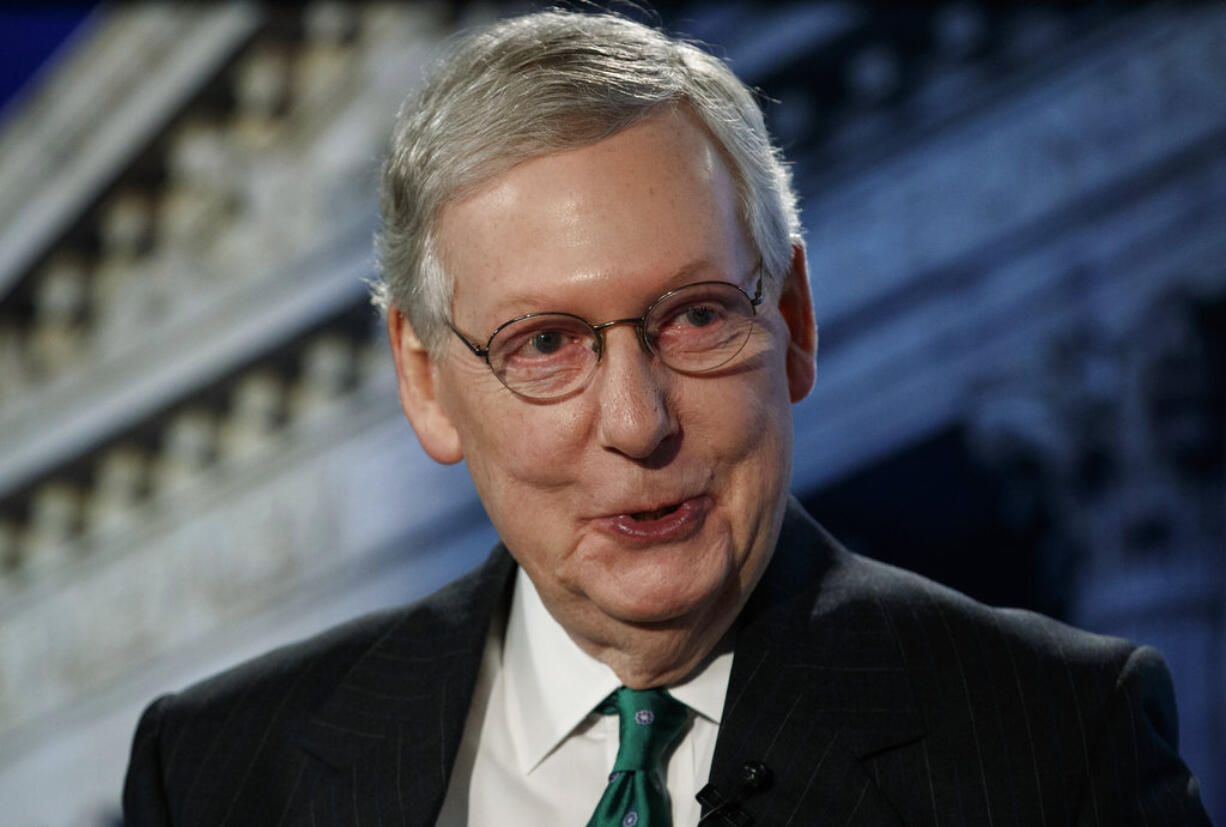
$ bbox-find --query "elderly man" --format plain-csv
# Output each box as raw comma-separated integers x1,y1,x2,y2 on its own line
124,10,1209,826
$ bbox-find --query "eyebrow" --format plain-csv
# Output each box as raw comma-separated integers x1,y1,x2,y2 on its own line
482,259,729,323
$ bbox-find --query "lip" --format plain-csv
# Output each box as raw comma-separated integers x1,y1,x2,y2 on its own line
591,495,711,546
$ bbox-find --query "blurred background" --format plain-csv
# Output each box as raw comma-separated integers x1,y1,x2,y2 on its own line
0,2,1221,824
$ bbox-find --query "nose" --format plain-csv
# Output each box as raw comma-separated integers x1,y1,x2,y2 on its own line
593,326,678,461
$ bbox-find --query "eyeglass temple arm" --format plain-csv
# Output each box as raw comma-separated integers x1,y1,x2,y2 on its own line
447,321,489,358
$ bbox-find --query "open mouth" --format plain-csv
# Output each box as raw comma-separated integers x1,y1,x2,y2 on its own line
631,504,681,521
597,496,709,544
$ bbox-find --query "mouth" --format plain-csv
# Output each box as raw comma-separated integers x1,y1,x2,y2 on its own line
631,503,681,521
593,496,711,545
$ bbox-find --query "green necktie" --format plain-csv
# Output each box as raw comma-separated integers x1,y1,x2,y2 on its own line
587,687,689,827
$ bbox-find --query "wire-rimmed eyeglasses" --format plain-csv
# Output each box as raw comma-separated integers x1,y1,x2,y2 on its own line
447,266,765,400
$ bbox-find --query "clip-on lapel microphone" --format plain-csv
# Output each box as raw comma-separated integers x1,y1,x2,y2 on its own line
696,760,772,825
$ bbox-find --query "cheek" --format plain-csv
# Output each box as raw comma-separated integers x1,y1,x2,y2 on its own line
461,405,592,564
461,400,591,499
687,365,794,543
689,361,792,462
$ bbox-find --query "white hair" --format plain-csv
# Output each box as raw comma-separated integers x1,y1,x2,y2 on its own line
372,9,801,353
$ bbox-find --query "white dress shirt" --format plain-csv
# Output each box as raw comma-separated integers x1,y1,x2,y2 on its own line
436,567,733,826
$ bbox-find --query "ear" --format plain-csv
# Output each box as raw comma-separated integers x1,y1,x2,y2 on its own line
776,243,818,403
387,308,464,464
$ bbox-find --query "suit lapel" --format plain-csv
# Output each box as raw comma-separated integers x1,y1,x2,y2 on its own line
707,500,927,826
296,547,516,827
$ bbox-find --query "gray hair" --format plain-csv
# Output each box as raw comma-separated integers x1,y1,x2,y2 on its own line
372,9,801,353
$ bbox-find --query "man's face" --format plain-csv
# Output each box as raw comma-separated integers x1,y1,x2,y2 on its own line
393,107,815,682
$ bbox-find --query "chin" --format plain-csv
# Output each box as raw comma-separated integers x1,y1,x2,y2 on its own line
596,576,731,628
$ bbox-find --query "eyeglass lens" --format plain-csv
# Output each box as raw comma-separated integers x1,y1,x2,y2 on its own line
488,281,756,399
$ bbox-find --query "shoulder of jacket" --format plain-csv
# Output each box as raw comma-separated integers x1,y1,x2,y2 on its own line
154,545,512,726
821,545,1138,674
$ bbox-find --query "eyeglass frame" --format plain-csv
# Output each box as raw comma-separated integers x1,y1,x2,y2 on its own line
445,263,766,394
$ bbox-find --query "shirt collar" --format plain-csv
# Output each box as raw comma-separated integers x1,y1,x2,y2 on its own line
501,567,733,773
663,633,733,727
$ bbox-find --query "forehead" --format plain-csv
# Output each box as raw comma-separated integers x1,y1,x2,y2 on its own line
435,107,752,322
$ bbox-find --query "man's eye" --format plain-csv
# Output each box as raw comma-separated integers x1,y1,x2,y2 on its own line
530,330,566,355
683,305,720,327
667,302,728,330
506,327,586,361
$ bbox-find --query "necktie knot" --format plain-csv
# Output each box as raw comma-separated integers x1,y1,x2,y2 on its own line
607,687,688,772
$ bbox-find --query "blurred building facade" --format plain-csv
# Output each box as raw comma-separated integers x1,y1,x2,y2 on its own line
0,3,1220,824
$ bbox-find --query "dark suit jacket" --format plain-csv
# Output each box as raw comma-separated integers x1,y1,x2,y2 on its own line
123,499,1210,825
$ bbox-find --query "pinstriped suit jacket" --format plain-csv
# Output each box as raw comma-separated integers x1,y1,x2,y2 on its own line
123,499,1210,825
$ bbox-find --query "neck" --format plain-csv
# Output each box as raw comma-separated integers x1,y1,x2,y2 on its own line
567,609,737,689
